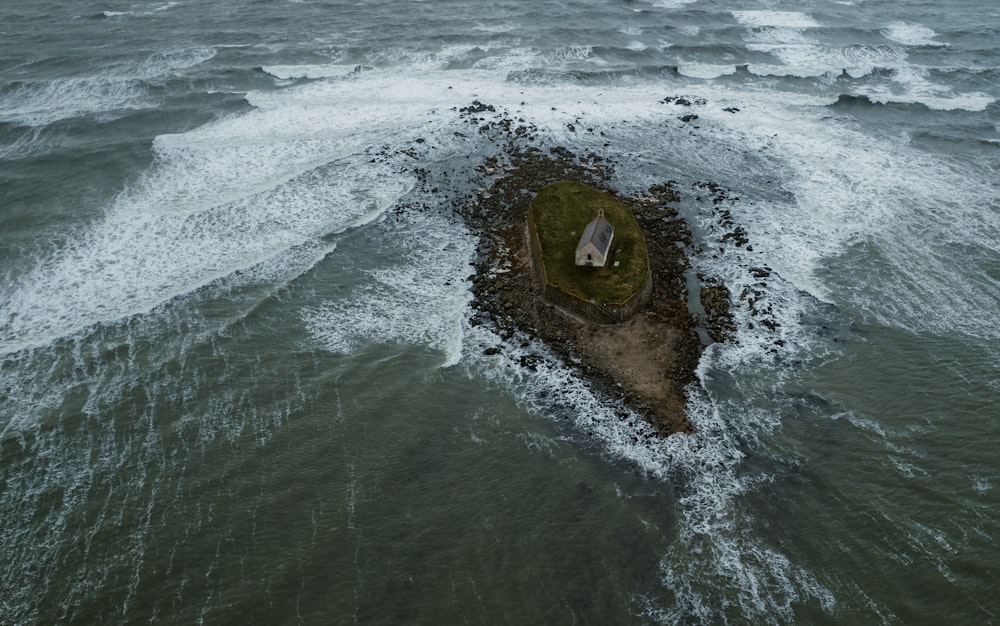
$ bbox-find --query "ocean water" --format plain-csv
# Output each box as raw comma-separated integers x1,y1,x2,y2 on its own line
1,0,999,623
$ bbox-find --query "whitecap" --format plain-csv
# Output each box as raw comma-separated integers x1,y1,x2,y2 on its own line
0,48,216,127
552,45,600,63
972,476,992,494
882,22,945,47
677,63,738,79
744,27,818,47
746,43,905,81
858,65,995,111
473,22,519,34
649,0,700,8
364,45,481,71
472,51,535,71
732,11,821,29
260,64,367,80
0,75,151,127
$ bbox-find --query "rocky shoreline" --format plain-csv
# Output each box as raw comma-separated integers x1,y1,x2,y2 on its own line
453,145,708,436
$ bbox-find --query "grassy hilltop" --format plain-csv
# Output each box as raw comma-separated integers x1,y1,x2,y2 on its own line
529,181,649,306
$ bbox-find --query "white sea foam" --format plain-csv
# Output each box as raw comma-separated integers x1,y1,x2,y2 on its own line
734,11,895,80
857,65,995,111
260,64,367,80
677,63,738,79
972,476,992,494
686,90,1000,338
364,45,482,71
746,44,906,78
471,47,542,71
473,22,519,33
1,74,153,127
15,69,522,359
464,323,666,473
732,11,820,29
737,19,985,111
649,0,700,8
2,70,474,354
464,319,835,620
0,126,63,160
744,26,817,47
470,45,609,74
300,64,1000,341
0,150,411,356
882,22,945,47
862,88,995,111
552,45,602,63
747,47,993,110
303,211,475,367
0,48,216,127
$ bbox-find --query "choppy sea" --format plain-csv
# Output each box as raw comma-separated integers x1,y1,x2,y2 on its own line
2,0,999,623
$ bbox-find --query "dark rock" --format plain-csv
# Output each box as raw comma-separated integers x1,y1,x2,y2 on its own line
662,95,707,106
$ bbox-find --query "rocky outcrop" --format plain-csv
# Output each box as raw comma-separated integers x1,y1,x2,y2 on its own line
456,146,705,435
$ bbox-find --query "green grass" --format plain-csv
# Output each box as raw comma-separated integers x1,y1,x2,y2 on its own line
529,181,648,305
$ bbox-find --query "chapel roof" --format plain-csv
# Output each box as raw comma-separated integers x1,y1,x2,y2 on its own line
577,213,614,252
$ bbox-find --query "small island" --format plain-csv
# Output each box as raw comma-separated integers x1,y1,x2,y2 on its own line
454,144,723,436
430,101,741,436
